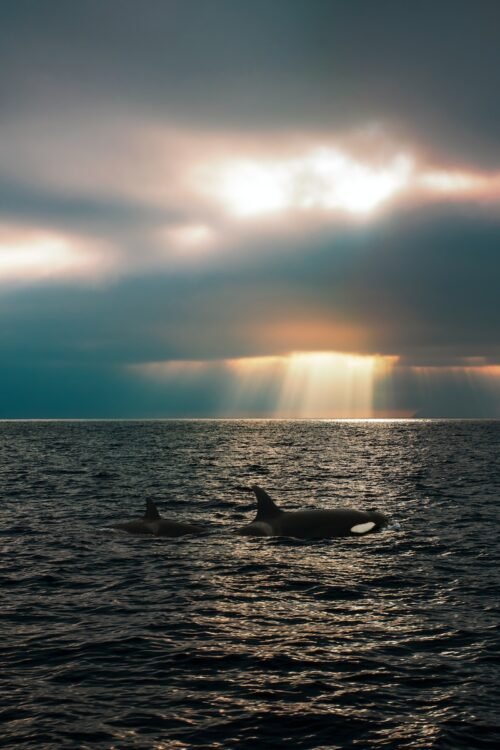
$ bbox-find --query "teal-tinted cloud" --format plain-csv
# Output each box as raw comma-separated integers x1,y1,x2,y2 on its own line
2,0,500,416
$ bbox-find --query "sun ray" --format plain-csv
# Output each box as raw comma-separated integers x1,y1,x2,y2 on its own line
133,352,398,418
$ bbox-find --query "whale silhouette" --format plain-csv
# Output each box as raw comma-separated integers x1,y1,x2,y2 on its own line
113,499,203,537
239,486,388,538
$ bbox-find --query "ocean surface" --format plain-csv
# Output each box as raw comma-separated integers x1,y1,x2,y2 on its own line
0,419,499,749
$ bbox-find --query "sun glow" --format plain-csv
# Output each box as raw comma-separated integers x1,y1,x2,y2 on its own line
194,135,500,223
135,351,397,417
277,351,380,418
0,226,108,283
165,223,215,248
200,148,413,218
216,162,289,217
225,352,385,417
160,222,217,263
420,171,485,192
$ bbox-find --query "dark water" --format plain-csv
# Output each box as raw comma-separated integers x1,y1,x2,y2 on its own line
1,420,499,749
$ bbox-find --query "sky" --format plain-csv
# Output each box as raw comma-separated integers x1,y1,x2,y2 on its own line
1,0,500,418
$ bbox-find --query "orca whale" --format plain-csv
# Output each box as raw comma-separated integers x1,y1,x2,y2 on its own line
113,499,203,537
239,486,388,539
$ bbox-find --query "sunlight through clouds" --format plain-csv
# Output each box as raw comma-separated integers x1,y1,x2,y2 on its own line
193,139,500,224
277,352,379,418
134,352,398,418
199,148,413,218
224,352,382,417
2,1,500,419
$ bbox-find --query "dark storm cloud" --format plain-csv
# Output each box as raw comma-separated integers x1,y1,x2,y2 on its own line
2,0,500,163
333,206,500,364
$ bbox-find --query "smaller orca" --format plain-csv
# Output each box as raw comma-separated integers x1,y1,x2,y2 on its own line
113,499,203,537
239,486,388,539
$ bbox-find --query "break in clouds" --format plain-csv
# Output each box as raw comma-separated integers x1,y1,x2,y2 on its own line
1,0,500,417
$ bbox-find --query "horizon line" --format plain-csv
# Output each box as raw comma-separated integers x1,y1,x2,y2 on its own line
1,417,499,423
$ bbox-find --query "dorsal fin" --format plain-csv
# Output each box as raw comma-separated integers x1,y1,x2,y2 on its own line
144,499,161,521
252,485,283,521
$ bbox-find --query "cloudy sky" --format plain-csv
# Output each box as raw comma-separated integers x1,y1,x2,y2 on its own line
2,0,500,417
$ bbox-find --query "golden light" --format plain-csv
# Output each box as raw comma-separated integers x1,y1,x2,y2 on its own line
135,351,398,418
276,351,393,418
225,352,382,417
410,363,500,380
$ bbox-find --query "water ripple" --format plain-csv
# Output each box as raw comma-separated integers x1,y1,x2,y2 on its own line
1,420,499,748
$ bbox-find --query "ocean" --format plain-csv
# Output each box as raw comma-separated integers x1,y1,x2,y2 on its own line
0,420,499,749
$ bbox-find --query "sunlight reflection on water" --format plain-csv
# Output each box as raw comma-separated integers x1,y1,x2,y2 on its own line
0,420,499,748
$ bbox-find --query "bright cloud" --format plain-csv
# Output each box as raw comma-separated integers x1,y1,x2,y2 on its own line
197,148,414,217
418,169,500,201
160,223,217,263
0,224,112,284
192,141,500,221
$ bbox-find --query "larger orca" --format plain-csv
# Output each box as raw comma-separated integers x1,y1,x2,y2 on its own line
239,486,388,539
113,499,203,537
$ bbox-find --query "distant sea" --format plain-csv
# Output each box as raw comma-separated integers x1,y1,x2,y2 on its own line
1,420,499,749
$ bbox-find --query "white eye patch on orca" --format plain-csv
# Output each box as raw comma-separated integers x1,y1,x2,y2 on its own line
350,521,376,535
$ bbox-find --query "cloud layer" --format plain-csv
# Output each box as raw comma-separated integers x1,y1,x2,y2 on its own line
1,0,500,416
